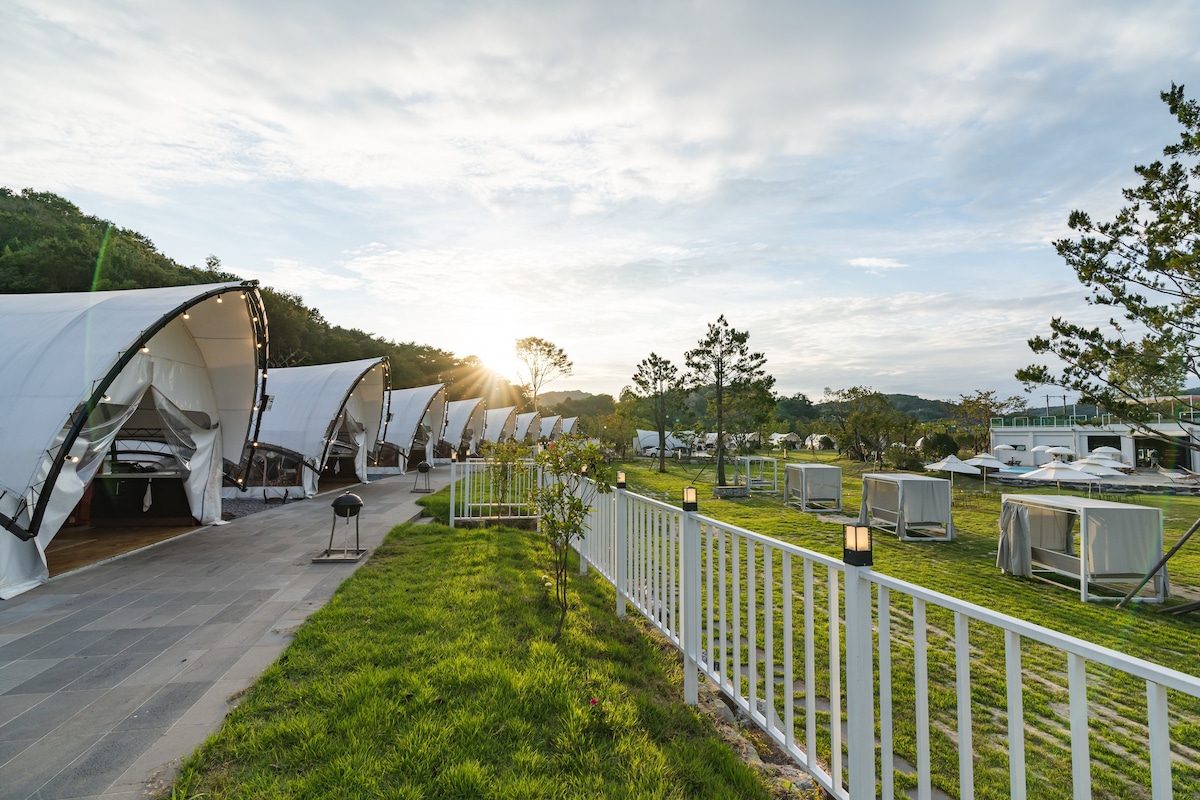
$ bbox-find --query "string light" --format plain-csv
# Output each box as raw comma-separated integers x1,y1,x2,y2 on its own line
140,346,149,353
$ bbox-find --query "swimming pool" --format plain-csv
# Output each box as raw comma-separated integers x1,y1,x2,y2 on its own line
1000,465,1036,474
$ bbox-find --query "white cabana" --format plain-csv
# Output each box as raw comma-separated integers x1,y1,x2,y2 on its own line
733,456,778,491
483,406,518,444
0,282,267,599
372,383,446,475
560,417,578,435
860,473,954,541
997,494,1168,603
784,464,842,512
540,415,563,441
443,398,486,457
238,357,388,499
514,411,541,443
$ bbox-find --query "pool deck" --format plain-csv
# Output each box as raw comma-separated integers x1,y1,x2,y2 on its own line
0,471,448,800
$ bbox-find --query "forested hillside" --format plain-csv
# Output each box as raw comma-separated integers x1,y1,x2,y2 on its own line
0,187,523,403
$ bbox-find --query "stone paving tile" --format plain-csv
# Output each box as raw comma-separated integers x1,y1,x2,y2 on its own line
120,626,194,654
116,647,208,688
61,651,161,693
0,608,111,661
55,683,161,738
5,656,111,695
167,647,246,685
0,731,103,799
0,691,45,728
0,660,62,696
36,727,163,800
25,630,111,661
73,629,154,659
0,689,105,742
113,682,213,733
0,736,34,772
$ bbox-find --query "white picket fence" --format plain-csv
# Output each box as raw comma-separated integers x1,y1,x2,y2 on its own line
575,481,1200,799
447,459,540,526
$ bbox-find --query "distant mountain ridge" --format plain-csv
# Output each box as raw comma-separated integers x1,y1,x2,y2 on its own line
538,390,594,407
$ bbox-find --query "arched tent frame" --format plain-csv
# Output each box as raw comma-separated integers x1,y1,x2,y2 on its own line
443,398,486,458
560,417,579,435
483,406,518,444
372,383,447,474
540,415,563,441
237,357,389,498
0,282,268,598
514,411,541,444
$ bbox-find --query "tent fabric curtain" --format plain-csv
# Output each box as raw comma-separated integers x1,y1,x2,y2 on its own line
997,502,1032,576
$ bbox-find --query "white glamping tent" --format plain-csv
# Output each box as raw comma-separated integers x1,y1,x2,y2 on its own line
540,415,563,441
373,383,446,474
634,429,690,455
560,417,579,435
443,398,486,458
237,358,389,499
860,473,954,541
483,406,518,444
0,282,268,599
784,464,842,512
514,411,541,443
997,494,1168,603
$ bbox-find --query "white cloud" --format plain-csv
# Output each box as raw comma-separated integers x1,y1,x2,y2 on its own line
849,257,907,273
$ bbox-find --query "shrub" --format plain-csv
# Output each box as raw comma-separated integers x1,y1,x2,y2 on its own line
921,432,959,460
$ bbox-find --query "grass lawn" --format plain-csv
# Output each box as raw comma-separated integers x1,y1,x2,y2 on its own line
169,521,795,799
614,453,1200,798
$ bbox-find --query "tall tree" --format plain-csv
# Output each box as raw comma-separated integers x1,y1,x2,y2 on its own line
821,386,913,463
955,390,1026,453
516,336,573,411
1017,84,1200,445
684,315,769,486
632,352,682,473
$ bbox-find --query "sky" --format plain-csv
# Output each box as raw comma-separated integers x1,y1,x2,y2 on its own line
3,1,1198,404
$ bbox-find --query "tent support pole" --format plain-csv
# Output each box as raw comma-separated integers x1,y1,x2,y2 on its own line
1117,516,1200,609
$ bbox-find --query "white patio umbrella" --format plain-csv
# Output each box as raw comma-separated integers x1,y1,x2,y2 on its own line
1046,446,1076,461
1023,460,1100,493
925,454,981,490
1092,446,1123,456
1031,444,1052,465
1071,461,1126,478
993,444,1017,465
965,453,1005,487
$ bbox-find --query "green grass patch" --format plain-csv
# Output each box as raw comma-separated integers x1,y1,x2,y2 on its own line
170,522,774,799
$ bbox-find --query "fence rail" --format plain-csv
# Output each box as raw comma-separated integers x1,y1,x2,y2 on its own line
574,479,1200,799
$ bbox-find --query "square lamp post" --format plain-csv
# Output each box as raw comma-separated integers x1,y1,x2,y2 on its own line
682,485,698,512
843,524,873,567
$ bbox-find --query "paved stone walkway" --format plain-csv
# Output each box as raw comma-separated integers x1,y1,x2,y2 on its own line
0,472,448,800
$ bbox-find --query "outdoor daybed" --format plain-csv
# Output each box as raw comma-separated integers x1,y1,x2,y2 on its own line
997,494,1168,603
859,473,953,541
733,456,778,491
784,463,842,512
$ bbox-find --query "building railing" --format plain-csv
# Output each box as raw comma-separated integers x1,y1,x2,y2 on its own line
447,459,540,526
573,480,1200,799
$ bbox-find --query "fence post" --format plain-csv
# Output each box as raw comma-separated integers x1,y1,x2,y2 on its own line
681,496,701,705
844,563,876,799
615,475,627,618
449,457,457,528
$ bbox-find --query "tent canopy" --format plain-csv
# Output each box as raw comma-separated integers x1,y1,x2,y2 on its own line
483,406,517,443
860,473,953,541
634,429,689,453
444,398,486,455
997,494,1167,603
514,411,541,443
560,417,578,435
785,463,842,512
540,415,562,440
380,384,446,457
0,282,266,598
250,357,388,497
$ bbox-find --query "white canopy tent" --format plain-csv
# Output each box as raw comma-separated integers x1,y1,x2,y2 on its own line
997,494,1168,603
860,473,954,541
443,398,486,457
540,415,563,441
560,417,578,435
237,358,388,499
0,282,267,599
634,429,690,454
372,383,446,475
483,406,518,444
514,411,541,443
784,464,842,512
